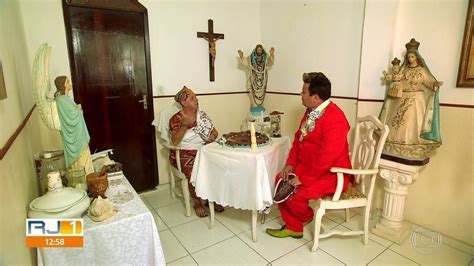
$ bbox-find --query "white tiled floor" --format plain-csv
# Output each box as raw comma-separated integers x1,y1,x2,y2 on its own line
140,189,474,265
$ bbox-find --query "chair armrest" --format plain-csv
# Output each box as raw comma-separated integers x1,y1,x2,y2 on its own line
329,168,378,202
332,172,345,201
330,168,378,175
161,142,183,171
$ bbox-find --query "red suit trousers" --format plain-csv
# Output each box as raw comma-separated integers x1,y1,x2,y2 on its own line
278,184,330,232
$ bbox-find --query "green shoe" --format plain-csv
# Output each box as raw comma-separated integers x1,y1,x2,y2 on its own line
266,226,303,239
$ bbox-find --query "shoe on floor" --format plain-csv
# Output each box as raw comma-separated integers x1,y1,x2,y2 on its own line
266,225,303,239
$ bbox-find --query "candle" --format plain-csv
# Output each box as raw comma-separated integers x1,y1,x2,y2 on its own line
250,122,257,149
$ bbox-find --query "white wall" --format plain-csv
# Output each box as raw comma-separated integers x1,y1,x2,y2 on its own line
358,0,473,105
0,0,33,145
357,0,398,101
19,0,261,97
142,0,261,95
393,0,472,105
19,0,71,93
261,0,365,97
0,0,43,264
18,0,68,150
404,106,473,247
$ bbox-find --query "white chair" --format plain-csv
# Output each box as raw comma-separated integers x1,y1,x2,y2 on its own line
311,115,389,251
153,105,191,217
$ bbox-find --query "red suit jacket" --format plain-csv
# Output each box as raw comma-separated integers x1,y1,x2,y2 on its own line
286,102,352,198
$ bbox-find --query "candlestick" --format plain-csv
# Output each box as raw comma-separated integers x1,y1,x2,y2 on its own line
250,122,257,149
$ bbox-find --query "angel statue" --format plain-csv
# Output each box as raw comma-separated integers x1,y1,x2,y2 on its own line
32,43,94,177
238,44,275,114
379,38,443,163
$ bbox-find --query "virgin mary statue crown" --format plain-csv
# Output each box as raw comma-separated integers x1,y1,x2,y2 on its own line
405,38,420,51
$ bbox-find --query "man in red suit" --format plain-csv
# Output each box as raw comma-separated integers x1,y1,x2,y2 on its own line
266,72,352,238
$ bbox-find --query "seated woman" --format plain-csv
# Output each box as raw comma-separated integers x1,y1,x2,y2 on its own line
169,86,224,217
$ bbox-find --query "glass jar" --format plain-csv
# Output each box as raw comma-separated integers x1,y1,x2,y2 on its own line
37,151,66,195
66,167,87,191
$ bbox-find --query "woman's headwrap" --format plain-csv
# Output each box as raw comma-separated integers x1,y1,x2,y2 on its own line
174,86,192,102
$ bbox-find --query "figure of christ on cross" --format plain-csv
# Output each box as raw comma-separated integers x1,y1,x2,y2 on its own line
197,19,224,82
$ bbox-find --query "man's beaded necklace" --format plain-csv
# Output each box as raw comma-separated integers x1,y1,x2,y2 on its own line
299,100,330,142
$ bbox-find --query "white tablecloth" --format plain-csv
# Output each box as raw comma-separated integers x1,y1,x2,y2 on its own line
37,174,165,266
190,137,290,211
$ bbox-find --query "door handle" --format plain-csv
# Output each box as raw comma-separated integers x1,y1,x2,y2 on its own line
139,95,148,110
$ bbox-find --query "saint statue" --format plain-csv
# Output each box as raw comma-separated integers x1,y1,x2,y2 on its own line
32,43,94,175
238,44,275,114
379,38,443,162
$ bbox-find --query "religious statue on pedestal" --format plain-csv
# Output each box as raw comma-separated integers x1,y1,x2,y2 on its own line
32,43,94,177
379,38,443,164
238,44,275,115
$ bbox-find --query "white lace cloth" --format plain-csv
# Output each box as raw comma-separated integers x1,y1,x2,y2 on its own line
190,137,290,211
37,174,165,265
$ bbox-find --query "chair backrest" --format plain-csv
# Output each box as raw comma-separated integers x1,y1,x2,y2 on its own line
152,103,182,147
350,115,389,195
152,103,185,172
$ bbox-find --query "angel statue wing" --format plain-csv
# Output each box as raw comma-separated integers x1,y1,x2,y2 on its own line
32,43,61,130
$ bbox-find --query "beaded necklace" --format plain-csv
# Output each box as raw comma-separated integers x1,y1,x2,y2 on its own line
299,100,330,142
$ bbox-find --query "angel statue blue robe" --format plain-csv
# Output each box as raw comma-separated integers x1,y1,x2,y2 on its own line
55,95,90,168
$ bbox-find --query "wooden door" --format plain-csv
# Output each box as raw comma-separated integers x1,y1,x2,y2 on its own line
62,0,158,192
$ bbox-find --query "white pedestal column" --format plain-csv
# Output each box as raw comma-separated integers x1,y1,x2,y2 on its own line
372,159,425,244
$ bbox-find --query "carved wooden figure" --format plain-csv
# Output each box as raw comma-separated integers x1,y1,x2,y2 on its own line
197,19,224,82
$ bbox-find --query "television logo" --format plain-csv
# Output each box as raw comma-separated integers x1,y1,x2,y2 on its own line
411,224,442,254
26,219,83,248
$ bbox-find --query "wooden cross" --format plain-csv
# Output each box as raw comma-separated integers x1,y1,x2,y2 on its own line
197,19,224,82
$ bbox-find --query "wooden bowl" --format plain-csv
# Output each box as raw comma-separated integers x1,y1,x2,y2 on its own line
86,172,108,198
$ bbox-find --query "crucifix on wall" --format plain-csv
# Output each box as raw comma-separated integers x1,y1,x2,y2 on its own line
197,19,224,82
